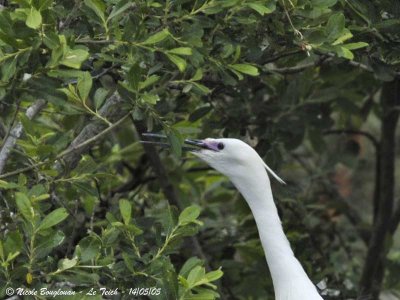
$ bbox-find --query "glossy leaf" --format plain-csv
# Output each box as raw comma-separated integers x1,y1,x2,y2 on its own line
15,192,33,221
77,72,93,101
26,8,42,29
119,199,131,225
179,205,201,226
229,64,259,76
37,208,69,231
142,29,169,45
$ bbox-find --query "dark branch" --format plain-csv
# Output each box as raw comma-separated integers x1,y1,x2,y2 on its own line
359,79,400,299
263,55,330,75
262,49,303,64
0,97,131,179
0,99,46,174
323,129,380,150
389,200,400,235
57,92,127,174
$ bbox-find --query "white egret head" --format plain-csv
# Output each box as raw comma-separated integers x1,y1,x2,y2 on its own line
192,138,286,184
191,138,258,176
141,134,285,184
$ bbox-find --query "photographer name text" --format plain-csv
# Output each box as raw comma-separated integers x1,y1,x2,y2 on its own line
5,287,161,297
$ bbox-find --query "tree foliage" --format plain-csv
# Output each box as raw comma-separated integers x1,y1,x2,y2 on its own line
0,0,400,299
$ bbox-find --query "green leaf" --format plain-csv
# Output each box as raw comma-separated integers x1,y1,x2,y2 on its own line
229,68,244,80
37,208,69,231
60,48,89,69
332,30,353,45
189,106,212,122
122,252,136,272
126,224,143,235
183,83,193,93
325,13,345,41
1,58,17,82
191,69,203,81
141,93,160,104
6,251,20,263
94,88,108,109
15,192,33,221
47,69,85,79
32,194,50,202
311,0,337,7
35,231,65,259
0,180,20,189
343,42,369,50
77,71,92,101
38,0,54,10
233,45,241,63
247,3,275,15
179,275,190,288
77,236,101,262
192,82,211,95
119,199,131,225
43,31,61,49
57,257,78,272
180,257,203,277
220,0,240,7
26,7,42,29
167,47,192,56
3,231,24,255
138,75,160,90
18,174,27,186
142,28,169,45
84,0,106,22
229,64,259,76
336,46,354,60
187,266,205,287
127,64,141,91
0,241,4,261
166,54,187,72
205,268,223,282
179,205,201,225
108,2,131,21
59,86,79,102
167,129,183,157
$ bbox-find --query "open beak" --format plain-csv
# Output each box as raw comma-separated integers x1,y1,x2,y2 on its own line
140,133,209,152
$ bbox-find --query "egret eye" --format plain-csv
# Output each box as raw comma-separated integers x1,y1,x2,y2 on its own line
217,142,224,150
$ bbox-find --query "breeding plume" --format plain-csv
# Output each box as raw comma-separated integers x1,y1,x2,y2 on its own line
142,134,323,300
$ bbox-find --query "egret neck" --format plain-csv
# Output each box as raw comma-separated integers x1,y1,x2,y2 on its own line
229,163,322,300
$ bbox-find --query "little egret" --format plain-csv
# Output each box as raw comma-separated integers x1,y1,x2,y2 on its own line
142,134,323,300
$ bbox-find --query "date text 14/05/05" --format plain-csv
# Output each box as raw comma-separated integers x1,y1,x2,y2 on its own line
85,287,162,296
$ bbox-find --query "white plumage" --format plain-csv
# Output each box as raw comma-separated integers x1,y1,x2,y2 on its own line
193,138,323,300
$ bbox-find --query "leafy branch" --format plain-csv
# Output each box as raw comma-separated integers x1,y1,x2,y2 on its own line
0,108,131,179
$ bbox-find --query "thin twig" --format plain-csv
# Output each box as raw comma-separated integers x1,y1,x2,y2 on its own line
323,52,373,72
59,0,82,30
263,56,329,74
0,100,20,149
282,0,303,40
0,111,131,179
0,121,6,139
262,49,303,64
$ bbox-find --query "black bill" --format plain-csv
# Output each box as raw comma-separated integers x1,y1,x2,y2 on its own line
140,133,209,151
